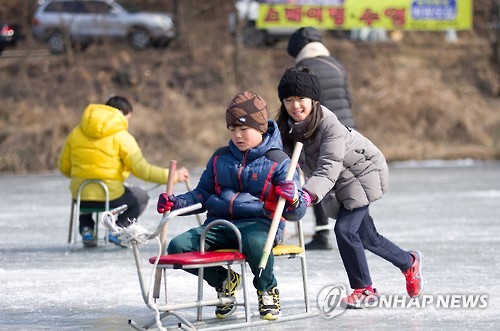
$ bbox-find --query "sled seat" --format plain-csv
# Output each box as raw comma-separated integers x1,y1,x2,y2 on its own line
145,219,251,330
149,251,246,268
272,244,304,256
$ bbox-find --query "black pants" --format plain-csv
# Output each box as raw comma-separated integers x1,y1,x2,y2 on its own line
79,185,149,231
334,205,412,289
314,204,329,227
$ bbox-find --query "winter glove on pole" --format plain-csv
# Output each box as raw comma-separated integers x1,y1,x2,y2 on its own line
258,142,303,277
275,180,299,207
157,194,187,214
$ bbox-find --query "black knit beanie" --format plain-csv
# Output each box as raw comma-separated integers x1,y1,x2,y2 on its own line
277,67,321,101
287,27,322,57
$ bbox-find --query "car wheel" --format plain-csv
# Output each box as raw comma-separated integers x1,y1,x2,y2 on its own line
47,31,66,54
128,28,150,50
242,21,268,47
153,37,171,49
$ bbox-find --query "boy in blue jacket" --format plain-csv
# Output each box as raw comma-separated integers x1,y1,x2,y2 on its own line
156,91,309,320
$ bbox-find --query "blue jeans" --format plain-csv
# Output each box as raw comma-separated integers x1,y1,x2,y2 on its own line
334,205,412,289
168,221,277,291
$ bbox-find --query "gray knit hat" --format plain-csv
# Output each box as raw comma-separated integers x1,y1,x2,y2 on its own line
226,91,268,133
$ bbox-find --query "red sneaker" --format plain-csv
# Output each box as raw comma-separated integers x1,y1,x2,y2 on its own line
340,287,379,309
403,250,423,298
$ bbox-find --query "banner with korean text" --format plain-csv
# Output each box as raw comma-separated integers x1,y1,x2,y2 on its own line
256,0,473,31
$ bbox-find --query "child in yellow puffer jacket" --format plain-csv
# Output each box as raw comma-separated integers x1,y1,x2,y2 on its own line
58,96,189,247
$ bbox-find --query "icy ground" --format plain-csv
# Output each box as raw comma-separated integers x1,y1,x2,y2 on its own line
1,160,499,330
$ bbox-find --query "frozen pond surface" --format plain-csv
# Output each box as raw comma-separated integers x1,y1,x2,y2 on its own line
1,160,499,330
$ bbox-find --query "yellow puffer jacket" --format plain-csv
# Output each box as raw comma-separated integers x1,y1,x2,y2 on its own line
58,104,170,201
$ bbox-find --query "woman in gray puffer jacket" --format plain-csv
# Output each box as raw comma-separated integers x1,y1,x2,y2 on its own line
276,67,424,309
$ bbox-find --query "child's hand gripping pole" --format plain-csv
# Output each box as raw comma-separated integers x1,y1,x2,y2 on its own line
258,142,303,277
153,160,177,299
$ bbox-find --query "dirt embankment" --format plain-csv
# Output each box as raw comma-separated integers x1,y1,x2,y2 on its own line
0,1,499,174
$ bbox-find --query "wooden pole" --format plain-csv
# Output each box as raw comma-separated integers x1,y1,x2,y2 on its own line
153,160,177,299
258,142,303,276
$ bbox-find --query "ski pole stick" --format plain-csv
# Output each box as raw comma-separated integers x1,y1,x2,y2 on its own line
258,142,303,277
185,180,203,226
153,160,177,299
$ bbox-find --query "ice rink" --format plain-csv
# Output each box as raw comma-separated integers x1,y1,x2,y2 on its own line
1,160,499,330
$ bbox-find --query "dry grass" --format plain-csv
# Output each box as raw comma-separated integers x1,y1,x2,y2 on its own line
0,0,499,173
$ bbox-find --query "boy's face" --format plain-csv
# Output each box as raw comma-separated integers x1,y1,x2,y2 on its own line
228,125,263,151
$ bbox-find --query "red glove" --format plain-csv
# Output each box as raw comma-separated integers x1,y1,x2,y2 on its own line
275,180,298,204
157,193,174,214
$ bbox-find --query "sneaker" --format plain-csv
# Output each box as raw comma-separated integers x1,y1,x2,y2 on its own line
81,227,97,247
215,269,241,319
340,287,379,309
257,287,281,320
403,250,423,298
108,233,127,248
305,231,333,250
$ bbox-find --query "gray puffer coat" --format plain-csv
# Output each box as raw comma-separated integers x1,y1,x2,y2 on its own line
288,106,389,218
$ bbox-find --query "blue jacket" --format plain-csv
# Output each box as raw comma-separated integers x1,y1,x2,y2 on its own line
178,121,308,243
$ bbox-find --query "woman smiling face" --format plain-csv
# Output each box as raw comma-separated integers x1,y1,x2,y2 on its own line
283,96,313,122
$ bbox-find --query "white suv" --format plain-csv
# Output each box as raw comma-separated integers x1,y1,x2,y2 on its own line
32,0,175,54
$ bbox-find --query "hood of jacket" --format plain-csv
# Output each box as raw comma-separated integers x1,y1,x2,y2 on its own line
295,41,330,64
80,104,128,139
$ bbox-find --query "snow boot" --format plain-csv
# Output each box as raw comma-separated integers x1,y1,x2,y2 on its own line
305,230,333,250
